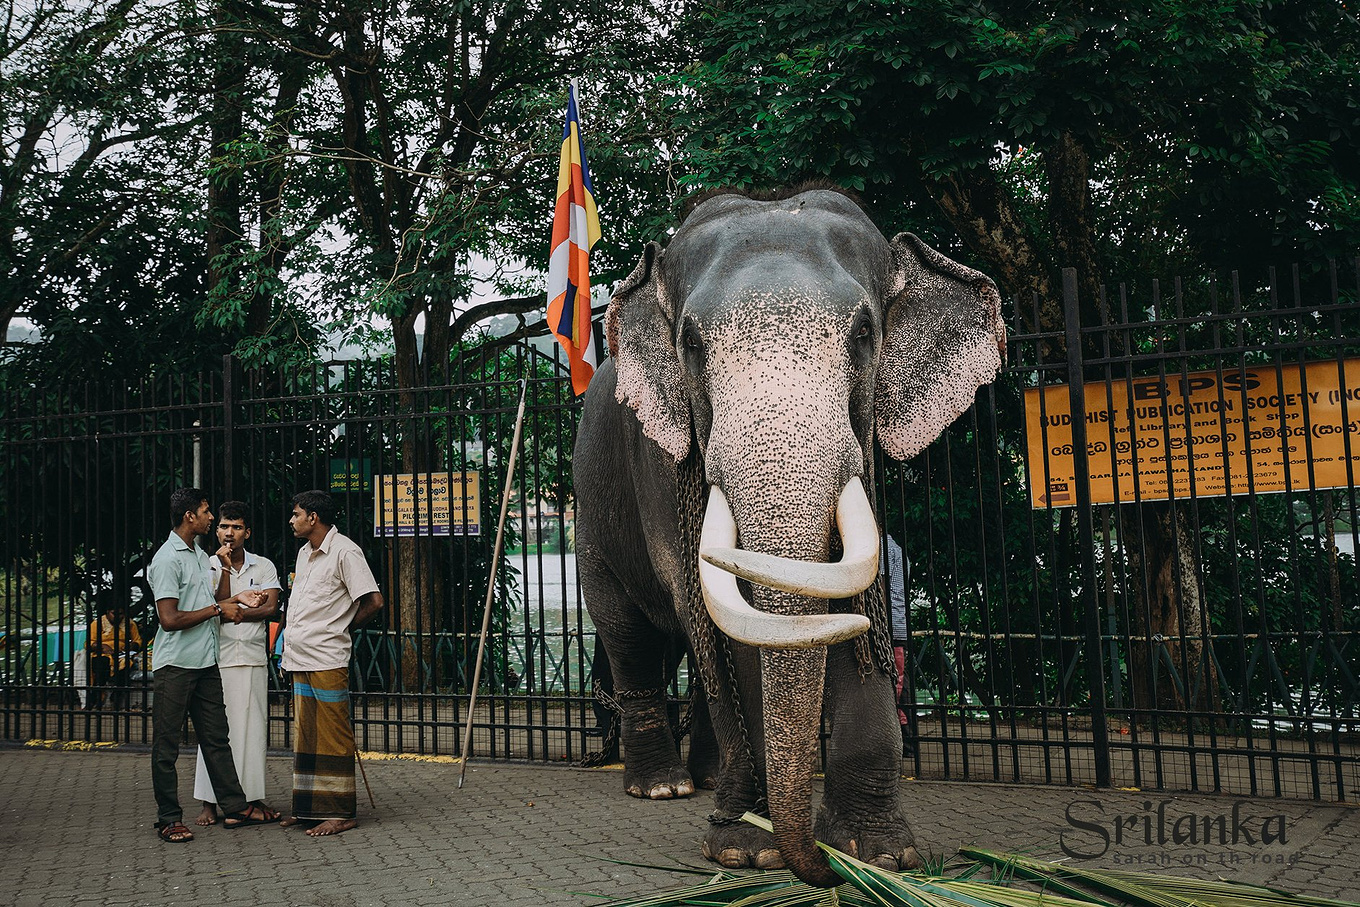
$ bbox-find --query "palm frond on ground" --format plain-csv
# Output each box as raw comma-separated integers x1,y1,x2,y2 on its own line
596,815,1360,907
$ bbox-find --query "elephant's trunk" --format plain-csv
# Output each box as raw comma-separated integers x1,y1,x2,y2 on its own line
761,644,841,887
697,477,880,888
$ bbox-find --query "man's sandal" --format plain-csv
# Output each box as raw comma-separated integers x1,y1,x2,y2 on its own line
224,803,281,828
156,822,194,843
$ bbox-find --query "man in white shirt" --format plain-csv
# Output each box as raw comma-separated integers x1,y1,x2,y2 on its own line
193,500,282,826
279,490,383,837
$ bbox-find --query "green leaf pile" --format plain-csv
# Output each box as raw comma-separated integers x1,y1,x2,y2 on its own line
597,814,1359,907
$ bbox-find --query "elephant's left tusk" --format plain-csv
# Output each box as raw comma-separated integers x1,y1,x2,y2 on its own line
699,485,870,649
700,476,880,599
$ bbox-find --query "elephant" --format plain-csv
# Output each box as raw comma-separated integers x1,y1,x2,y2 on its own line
572,186,1005,887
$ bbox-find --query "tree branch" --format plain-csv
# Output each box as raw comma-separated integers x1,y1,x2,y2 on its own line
450,293,546,346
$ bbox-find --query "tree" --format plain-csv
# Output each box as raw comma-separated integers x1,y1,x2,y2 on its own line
673,0,1360,323
203,0,683,684
1,0,221,380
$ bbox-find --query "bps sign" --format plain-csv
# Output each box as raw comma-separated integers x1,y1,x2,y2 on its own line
1024,359,1360,508
373,471,481,536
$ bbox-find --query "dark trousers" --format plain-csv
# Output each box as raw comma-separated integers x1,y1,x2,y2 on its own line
152,665,247,826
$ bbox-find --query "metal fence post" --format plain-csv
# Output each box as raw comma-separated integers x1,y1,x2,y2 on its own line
1062,268,1113,788
223,354,234,501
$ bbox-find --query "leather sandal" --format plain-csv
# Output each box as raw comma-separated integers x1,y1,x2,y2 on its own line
156,822,194,843
224,803,281,828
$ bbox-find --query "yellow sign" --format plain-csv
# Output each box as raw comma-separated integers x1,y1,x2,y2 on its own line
1024,359,1360,508
373,472,481,536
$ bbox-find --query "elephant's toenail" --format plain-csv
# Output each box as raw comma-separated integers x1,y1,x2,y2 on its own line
902,846,923,869
649,787,675,800
755,849,785,869
870,854,897,870
718,849,748,868
846,839,858,857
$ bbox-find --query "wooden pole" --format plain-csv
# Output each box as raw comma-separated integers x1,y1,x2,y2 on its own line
354,747,376,808
458,378,528,789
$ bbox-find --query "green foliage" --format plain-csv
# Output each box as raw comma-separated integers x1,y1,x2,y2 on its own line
671,0,1360,276
1,0,229,384
197,0,687,376
598,816,1360,907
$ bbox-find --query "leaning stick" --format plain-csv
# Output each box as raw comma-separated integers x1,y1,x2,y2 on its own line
459,378,529,789
354,746,376,808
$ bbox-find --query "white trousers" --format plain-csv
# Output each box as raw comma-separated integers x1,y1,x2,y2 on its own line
194,664,268,804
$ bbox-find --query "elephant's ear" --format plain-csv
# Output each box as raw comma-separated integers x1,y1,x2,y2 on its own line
876,233,1007,461
605,242,692,461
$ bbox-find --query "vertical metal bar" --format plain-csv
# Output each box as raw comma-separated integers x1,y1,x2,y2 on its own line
1285,263,1324,798
1207,273,1259,796
1025,290,1058,785
222,355,234,502
1327,257,1358,801
1063,268,1112,788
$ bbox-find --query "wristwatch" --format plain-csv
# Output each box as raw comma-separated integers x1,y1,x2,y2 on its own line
212,603,224,617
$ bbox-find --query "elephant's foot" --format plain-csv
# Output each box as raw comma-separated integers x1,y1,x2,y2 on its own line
624,762,695,799
688,761,719,791
686,744,720,790
621,693,694,799
702,820,785,869
815,805,922,871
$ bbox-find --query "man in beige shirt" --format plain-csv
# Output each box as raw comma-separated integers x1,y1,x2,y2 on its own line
279,490,383,837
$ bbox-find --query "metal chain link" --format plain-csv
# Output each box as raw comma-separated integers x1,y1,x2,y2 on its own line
581,685,622,768
678,450,765,816
857,458,896,681
857,574,896,680
582,684,697,768
679,451,722,701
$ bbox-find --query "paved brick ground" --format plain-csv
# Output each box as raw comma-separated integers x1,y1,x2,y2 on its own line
3,743,1357,906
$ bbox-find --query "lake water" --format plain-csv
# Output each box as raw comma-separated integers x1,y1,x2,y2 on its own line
501,551,595,692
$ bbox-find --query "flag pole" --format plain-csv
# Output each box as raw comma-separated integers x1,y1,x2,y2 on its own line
458,377,529,789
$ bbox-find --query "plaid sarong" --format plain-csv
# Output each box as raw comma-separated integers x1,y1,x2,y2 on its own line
291,668,356,820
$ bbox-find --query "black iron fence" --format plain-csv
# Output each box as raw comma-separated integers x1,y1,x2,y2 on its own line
3,258,1358,800
883,260,1360,801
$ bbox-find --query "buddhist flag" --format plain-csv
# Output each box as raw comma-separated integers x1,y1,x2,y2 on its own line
546,83,602,396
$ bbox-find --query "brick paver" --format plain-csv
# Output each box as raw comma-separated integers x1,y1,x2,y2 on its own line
3,744,1356,906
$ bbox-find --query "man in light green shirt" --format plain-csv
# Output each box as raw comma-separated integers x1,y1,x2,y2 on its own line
147,487,280,842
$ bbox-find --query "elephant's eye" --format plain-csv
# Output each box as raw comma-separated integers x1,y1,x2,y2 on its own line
852,313,874,345
680,321,706,374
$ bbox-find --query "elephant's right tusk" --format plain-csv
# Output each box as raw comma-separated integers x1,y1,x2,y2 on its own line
700,477,880,599
698,486,871,649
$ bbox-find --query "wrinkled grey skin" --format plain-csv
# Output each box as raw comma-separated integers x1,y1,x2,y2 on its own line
573,189,1005,887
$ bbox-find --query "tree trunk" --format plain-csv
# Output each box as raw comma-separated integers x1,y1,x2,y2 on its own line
1122,501,1218,716
1045,131,1105,323
388,307,461,691
206,12,246,307
245,53,308,336
924,166,1057,332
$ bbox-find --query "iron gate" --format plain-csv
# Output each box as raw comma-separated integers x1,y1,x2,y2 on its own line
3,259,1358,800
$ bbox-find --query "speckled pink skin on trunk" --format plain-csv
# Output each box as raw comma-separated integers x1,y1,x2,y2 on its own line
704,299,864,886
577,188,1006,886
